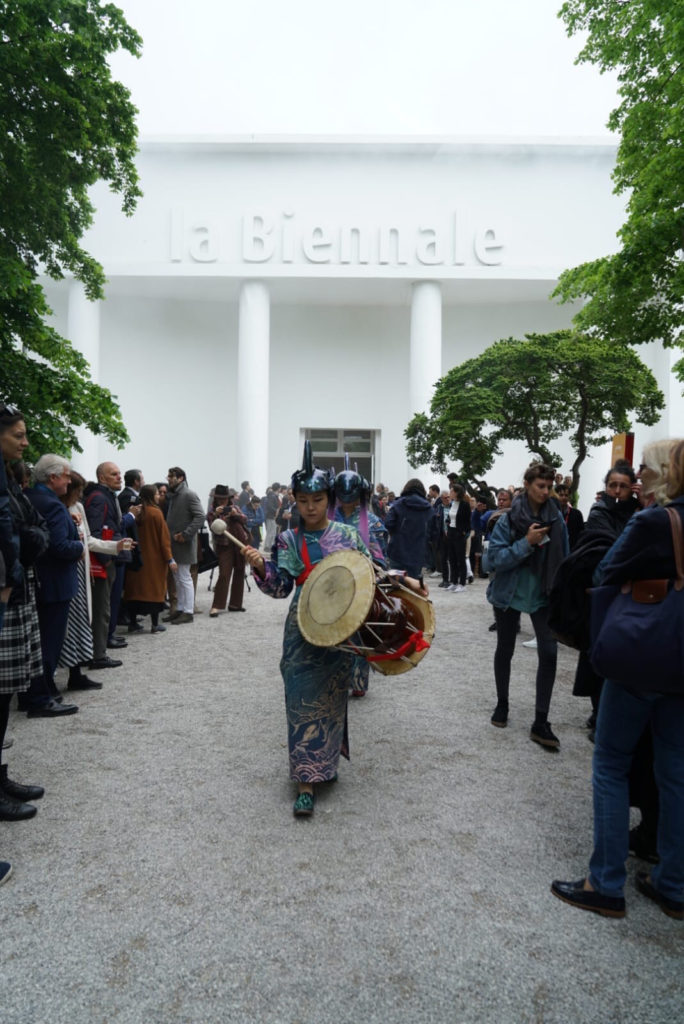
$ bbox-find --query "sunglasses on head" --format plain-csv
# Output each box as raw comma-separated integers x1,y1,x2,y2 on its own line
0,402,21,417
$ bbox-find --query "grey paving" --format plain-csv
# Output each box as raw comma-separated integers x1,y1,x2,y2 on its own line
1,574,681,1024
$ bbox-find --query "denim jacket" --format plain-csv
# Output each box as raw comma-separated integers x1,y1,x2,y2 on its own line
486,506,568,610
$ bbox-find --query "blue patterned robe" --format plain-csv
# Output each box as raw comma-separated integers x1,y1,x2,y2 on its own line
255,521,371,782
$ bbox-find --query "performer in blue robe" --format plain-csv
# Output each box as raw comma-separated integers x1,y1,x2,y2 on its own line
333,459,388,698
244,442,426,818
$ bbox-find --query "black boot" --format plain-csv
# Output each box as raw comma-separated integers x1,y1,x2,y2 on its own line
0,763,44,801
0,790,37,821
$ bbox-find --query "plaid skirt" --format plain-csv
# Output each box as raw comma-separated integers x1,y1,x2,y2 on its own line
0,569,43,693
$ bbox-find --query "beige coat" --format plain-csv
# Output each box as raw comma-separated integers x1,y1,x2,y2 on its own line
69,501,121,622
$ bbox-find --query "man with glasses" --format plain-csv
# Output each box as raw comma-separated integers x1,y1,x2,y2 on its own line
83,462,139,668
164,468,205,624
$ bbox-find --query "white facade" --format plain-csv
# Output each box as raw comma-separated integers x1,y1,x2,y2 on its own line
42,137,683,512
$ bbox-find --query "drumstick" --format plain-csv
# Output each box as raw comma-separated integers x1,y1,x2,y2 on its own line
222,530,249,553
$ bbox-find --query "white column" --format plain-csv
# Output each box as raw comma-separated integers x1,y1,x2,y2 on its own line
237,280,270,493
67,280,101,478
409,281,443,479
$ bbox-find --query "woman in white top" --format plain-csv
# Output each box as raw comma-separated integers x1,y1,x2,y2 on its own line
445,484,472,592
58,471,125,691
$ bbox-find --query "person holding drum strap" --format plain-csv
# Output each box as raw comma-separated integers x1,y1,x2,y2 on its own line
334,458,388,699
244,441,427,818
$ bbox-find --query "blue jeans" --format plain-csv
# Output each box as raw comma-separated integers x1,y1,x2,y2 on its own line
589,679,684,901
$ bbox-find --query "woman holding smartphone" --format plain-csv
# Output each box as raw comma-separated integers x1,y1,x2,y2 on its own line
486,463,569,749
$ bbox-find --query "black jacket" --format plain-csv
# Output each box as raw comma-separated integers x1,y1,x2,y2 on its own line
586,494,639,541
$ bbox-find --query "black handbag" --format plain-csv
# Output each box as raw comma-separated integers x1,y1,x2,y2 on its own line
9,489,49,567
197,527,219,574
590,507,684,693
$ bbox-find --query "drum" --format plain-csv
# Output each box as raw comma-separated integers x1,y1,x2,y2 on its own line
297,550,435,675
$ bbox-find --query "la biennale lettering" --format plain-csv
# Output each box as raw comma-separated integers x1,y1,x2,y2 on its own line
169,209,504,267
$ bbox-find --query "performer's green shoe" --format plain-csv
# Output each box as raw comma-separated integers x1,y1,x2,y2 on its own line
293,791,314,817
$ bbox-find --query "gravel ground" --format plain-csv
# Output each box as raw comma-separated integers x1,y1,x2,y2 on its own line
1,572,682,1024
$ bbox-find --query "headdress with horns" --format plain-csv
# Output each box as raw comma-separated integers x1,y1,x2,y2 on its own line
291,440,336,496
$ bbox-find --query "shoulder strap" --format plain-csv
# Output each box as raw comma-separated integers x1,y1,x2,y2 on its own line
666,506,684,589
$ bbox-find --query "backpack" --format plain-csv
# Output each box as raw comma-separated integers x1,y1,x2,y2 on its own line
547,529,615,650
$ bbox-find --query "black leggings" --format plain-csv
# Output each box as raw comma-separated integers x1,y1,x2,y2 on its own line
493,605,558,718
446,529,467,586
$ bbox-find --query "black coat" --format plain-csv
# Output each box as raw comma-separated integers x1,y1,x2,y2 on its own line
586,494,640,541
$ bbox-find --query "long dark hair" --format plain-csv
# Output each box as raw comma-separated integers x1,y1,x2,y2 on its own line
0,403,25,471
135,484,159,524
401,478,427,499
62,470,86,507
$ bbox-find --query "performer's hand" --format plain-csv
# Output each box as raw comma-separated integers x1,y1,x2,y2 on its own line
244,545,266,578
404,575,429,598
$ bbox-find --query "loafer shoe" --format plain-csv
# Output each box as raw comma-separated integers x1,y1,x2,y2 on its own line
551,878,625,918
107,638,128,649
171,612,194,624
89,657,122,670
27,699,78,717
635,871,684,920
530,721,560,750
293,791,314,817
67,677,103,691
162,610,180,623
127,622,144,634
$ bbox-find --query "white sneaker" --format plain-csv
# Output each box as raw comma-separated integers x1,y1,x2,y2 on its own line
452,584,465,593
522,638,537,648
429,571,441,578
447,584,457,591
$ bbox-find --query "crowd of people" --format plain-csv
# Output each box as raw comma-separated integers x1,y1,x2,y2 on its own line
1,399,682,921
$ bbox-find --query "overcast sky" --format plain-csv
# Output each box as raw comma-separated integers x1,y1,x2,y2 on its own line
108,0,619,137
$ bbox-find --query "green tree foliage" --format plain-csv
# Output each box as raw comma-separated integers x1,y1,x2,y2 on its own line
405,331,664,496
0,0,142,458
554,0,684,377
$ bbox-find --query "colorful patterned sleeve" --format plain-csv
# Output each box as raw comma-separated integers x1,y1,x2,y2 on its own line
368,512,388,565
252,531,299,599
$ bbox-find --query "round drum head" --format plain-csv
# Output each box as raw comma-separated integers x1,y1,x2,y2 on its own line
370,586,436,676
298,550,375,647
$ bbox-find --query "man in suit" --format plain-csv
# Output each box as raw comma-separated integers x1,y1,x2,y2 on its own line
555,485,585,550
83,462,140,667
164,467,205,624
117,468,144,632
23,455,83,716
119,469,143,514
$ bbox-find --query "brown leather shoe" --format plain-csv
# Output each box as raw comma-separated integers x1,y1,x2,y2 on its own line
171,612,194,624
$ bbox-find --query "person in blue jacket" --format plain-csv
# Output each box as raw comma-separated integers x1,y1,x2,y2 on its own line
385,478,432,579
552,438,684,920
24,454,84,715
244,494,265,548
486,463,569,750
